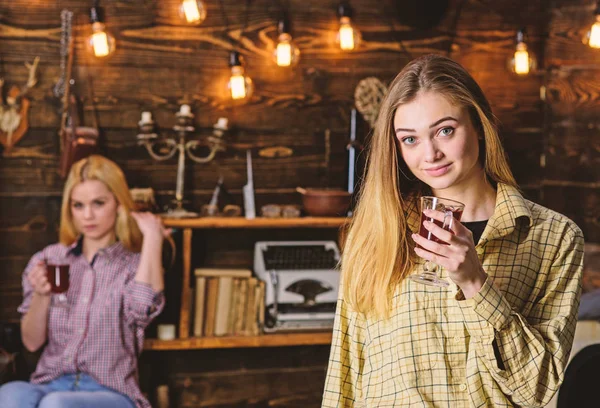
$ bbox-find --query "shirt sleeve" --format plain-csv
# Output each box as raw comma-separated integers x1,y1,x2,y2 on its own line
17,250,45,316
456,224,584,407
322,296,367,408
123,279,165,329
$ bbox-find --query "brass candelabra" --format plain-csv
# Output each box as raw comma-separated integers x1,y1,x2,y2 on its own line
136,104,228,218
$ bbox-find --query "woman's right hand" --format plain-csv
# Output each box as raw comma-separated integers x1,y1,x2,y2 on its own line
28,261,52,297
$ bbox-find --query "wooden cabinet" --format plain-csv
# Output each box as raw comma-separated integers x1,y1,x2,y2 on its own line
144,217,347,350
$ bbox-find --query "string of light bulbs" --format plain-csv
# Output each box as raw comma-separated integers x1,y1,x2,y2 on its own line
87,1,600,92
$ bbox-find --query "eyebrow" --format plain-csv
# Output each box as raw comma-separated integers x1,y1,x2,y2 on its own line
71,196,109,203
395,116,458,133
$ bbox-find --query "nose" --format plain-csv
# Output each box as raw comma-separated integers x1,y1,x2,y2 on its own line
423,139,443,163
83,205,94,219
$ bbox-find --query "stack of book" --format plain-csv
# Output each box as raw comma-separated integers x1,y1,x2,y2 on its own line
193,268,265,337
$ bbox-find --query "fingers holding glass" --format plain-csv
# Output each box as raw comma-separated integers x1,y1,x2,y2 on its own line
409,196,465,287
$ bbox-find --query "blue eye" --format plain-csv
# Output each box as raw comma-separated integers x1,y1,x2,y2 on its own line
439,127,454,136
401,136,417,145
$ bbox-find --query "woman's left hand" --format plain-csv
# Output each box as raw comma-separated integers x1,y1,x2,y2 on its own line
411,208,487,298
130,212,172,243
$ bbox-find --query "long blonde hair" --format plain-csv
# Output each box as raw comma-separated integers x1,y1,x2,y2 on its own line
343,54,517,318
59,155,143,252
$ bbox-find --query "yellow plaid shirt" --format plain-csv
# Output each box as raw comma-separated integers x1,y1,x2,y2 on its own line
322,183,585,408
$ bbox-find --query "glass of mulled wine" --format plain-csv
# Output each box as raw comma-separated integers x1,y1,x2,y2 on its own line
46,259,70,307
409,196,465,287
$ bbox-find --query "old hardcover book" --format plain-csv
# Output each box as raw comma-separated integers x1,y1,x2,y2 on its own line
244,278,257,335
203,278,219,337
214,276,233,336
234,278,249,335
193,276,206,337
227,278,242,335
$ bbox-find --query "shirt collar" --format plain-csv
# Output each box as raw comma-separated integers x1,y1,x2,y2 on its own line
67,236,84,256
483,183,532,242
67,236,126,258
405,183,532,239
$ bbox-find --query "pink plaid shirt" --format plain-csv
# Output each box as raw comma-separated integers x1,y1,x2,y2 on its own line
18,240,165,408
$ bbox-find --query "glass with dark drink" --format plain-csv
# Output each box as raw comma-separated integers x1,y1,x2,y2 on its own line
409,196,465,287
46,260,70,306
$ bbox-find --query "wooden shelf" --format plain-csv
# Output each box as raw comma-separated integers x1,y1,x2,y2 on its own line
144,332,333,350
161,216,348,229
161,216,346,340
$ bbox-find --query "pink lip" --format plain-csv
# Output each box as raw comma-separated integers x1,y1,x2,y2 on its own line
83,225,97,230
424,163,451,177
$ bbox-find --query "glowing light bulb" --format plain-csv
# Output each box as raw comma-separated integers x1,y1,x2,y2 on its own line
514,43,530,75
584,15,600,48
87,4,116,59
180,0,206,25
273,32,300,67
338,17,358,50
88,22,116,58
336,3,361,51
276,42,292,66
229,68,247,100
508,29,536,76
227,52,253,102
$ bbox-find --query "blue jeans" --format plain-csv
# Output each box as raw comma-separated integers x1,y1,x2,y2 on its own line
0,373,136,408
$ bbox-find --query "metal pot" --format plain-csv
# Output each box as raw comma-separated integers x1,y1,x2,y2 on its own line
296,187,351,217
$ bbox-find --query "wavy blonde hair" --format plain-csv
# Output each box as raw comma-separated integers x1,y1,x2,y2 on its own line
59,155,142,252
343,54,517,318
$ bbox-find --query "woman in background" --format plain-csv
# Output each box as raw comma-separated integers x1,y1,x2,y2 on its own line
322,55,584,407
0,155,169,408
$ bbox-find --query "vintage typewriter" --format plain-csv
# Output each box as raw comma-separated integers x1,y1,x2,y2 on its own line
254,241,340,333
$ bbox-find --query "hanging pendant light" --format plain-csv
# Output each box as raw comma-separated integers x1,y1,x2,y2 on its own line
180,0,207,25
273,18,300,67
583,2,600,48
508,28,536,75
336,2,361,51
86,0,116,59
227,51,253,102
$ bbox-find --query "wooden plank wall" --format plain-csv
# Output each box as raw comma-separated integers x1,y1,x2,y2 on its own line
1,0,598,406
545,0,600,241
545,0,600,290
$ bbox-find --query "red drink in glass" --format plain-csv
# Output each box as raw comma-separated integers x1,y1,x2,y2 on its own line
418,208,463,245
409,196,465,287
46,264,70,294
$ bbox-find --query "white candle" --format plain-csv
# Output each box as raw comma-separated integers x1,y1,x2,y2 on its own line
140,111,152,124
179,104,191,116
215,117,228,130
157,324,176,340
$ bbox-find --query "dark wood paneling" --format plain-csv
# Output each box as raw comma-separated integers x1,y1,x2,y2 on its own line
139,346,330,407
542,185,600,242
174,367,325,407
544,0,600,243
545,0,600,67
546,121,600,183
546,68,600,120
